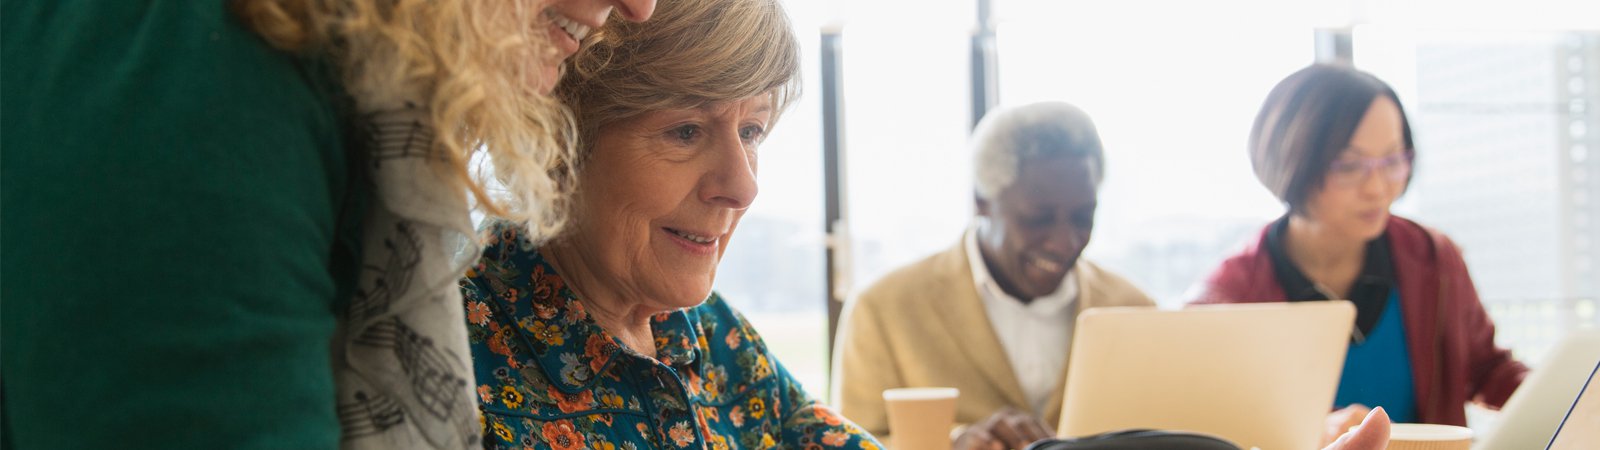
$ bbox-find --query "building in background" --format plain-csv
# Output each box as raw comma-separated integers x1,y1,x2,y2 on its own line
1404,32,1600,363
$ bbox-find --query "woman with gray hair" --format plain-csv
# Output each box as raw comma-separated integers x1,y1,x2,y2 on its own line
458,0,882,448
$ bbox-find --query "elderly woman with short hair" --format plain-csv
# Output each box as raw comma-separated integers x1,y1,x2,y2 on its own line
458,0,882,448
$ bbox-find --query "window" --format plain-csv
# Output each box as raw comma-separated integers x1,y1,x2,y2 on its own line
1355,29,1600,356
837,5,979,294
709,0,835,396
993,0,1314,306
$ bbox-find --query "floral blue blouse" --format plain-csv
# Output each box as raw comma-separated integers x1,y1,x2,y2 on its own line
461,222,882,450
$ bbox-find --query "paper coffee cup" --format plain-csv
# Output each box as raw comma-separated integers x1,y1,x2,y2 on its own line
1385,423,1473,450
883,387,959,450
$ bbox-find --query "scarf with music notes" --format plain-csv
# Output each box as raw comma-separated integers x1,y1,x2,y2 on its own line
333,105,482,449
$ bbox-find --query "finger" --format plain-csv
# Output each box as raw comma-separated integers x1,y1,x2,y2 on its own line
1342,405,1372,429
1021,416,1054,442
990,416,1029,449
966,429,1003,450
1325,407,1390,450
1331,403,1369,438
1324,404,1371,446
1339,404,1372,423
960,425,998,448
999,415,1053,448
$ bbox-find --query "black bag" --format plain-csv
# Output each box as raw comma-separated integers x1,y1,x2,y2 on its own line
1023,429,1243,450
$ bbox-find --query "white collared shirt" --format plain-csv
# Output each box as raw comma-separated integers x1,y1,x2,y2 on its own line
964,227,1080,417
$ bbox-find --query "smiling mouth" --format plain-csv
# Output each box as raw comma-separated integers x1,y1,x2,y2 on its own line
1027,254,1067,274
545,10,591,42
665,227,716,244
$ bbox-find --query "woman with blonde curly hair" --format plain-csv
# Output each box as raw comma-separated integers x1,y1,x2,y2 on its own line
459,0,883,448
3,0,649,448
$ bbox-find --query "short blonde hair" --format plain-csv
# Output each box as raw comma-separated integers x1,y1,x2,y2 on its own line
555,0,801,160
233,0,577,237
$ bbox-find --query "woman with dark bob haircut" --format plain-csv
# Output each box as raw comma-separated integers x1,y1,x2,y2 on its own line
1190,64,1528,440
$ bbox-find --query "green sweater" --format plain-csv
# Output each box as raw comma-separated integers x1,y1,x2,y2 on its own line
2,1,365,447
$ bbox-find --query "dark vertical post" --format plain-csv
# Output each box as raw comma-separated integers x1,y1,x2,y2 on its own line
820,27,848,393
1314,28,1355,64
971,0,999,129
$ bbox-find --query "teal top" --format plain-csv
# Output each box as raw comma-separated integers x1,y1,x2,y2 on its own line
1333,289,1419,423
2,1,365,448
460,221,883,449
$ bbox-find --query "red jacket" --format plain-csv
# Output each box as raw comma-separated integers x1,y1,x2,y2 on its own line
1191,215,1527,426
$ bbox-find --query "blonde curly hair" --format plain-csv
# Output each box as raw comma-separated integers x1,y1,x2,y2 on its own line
233,0,578,238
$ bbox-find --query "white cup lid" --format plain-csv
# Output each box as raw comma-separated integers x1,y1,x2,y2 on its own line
882,387,959,401
1389,423,1474,441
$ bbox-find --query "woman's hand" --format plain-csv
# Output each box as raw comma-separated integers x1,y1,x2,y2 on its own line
1322,406,1390,450
1323,404,1373,447
952,407,1054,450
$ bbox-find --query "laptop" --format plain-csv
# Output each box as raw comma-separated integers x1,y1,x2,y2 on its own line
1474,329,1600,450
1058,301,1355,450
1548,358,1598,450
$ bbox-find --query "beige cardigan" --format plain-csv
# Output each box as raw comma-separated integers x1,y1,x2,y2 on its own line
831,240,1155,436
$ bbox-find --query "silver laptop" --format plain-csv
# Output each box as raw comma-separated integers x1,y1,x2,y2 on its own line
1547,358,1598,449
1058,301,1355,450
1475,329,1600,450
1542,337,1593,445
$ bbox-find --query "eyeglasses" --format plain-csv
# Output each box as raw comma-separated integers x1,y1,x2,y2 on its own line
1325,152,1411,189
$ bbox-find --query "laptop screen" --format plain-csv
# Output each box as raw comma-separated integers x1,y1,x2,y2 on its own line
1548,359,1600,450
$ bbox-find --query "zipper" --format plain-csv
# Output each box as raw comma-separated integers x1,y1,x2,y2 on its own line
1428,243,1447,424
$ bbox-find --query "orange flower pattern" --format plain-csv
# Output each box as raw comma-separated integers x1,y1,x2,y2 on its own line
539,420,586,450
551,386,594,414
463,221,880,449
